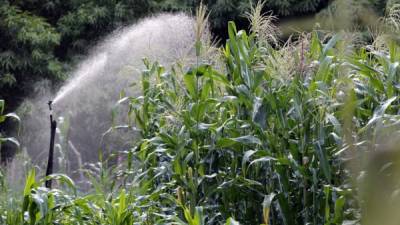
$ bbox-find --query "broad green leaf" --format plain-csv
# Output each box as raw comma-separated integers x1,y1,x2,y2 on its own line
0,100,4,114
262,193,276,225
231,135,261,145
225,217,240,225
333,196,345,224
0,137,20,148
315,142,331,182
184,71,197,99
41,173,76,195
249,156,275,167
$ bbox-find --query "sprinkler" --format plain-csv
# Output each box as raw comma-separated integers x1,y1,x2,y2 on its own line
45,100,57,188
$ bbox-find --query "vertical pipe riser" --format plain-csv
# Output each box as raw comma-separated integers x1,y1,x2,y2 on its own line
45,101,57,189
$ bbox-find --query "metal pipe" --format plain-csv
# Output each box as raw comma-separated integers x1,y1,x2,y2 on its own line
45,101,57,188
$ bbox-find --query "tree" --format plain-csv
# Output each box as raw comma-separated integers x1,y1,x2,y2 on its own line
0,0,153,111
0,2,63,110
152,0,334,38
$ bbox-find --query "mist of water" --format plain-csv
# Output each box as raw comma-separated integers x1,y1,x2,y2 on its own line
18,13,203,177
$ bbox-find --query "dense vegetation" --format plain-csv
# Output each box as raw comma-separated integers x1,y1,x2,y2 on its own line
0,0,395,111
2,1,400,224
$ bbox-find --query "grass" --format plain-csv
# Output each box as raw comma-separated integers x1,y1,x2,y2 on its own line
2,2,400,224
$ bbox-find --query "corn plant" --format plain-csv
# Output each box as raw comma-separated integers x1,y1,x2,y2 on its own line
113,20,357,224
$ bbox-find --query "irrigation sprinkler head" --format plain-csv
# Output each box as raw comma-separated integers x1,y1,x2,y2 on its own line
48,100,53,111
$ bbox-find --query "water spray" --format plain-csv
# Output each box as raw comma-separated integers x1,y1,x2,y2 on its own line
45,100,57,188
19,14,199,174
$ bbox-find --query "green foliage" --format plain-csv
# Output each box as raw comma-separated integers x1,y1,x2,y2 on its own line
117,22,354,224
56,0,152,58
155,0,330,36
0,100,20,157
265,0,325,15
3,1,400,225
107,14,400,224
3,13,400,222
0,2,64,108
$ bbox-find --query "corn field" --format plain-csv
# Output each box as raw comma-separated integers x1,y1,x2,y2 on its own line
2,3,400,225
